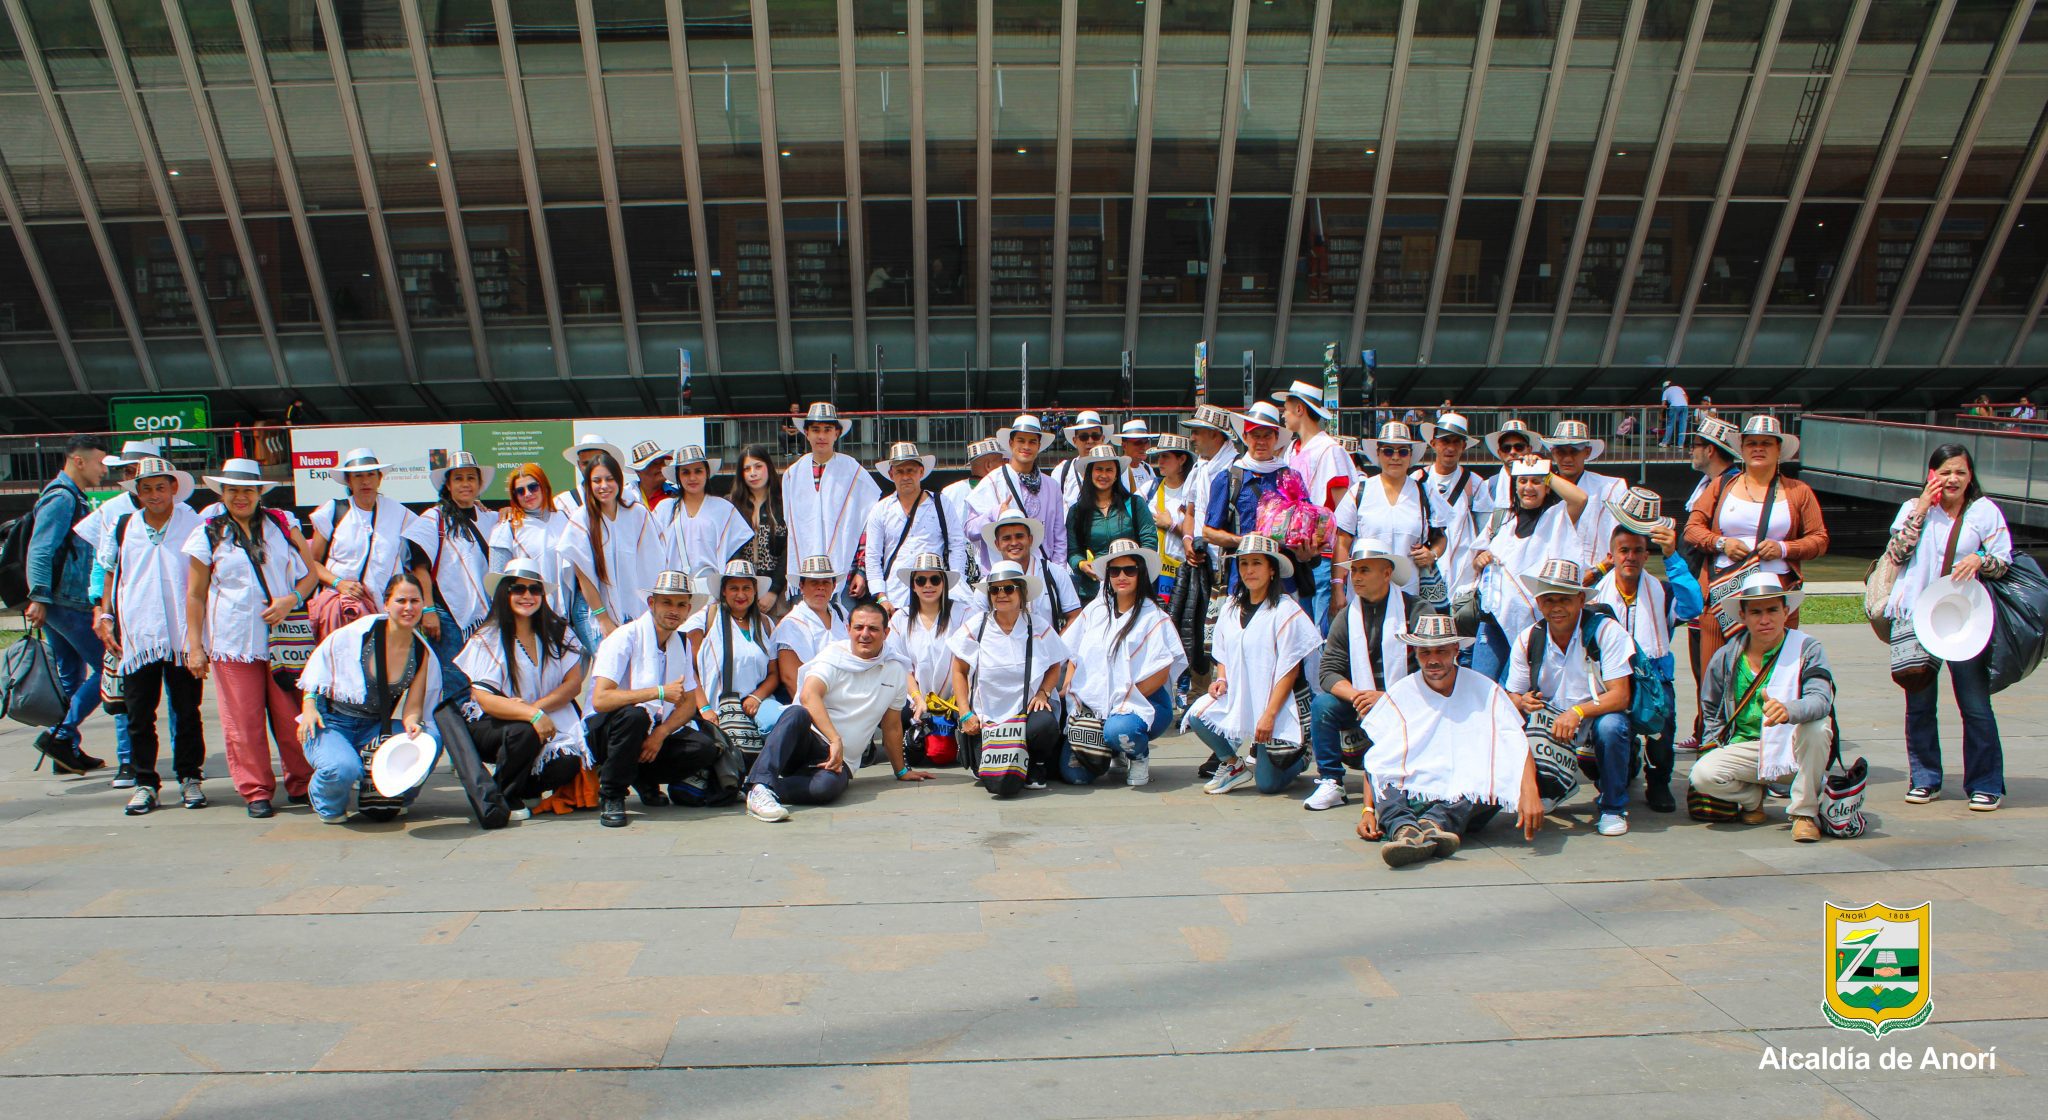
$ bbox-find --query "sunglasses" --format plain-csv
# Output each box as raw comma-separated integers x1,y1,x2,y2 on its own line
1498,442,1529,455
1377,444,1412,456
912,574,948,587
989,584,1022,596
1106,565,1143,578
512,482,542,496
505,582,545,597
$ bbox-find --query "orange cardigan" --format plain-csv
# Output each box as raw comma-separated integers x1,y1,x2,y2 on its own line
1683,472,1830,581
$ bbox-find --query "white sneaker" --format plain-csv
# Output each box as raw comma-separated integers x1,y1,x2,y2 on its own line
1596,812,1629,837
1540,797,1557,815
1205,758,1253,795
745,785,789,823
507,807,532,822
320,813,348,825
1302,777,1348,811
1125,757,1150,787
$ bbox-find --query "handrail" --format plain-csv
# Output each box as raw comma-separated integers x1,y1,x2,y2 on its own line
1805,413,2048,441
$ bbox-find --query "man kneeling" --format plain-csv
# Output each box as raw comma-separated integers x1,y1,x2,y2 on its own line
745,602,934,822
1357,614,1543,867
1688,571,1834,843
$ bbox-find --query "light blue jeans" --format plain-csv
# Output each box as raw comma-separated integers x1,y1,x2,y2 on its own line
305,706,442,820
1058,688,1171,785
425,607,474,702
1191,713,1310,794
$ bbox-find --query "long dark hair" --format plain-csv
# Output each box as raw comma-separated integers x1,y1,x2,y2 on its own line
1107,571,1150,656
1233,553,1278,623
1511,473,1561,538
435,474,487,556
1928,443,1985,505
581,451,623,585
1069,462,1135,556
732,444,784,532
485,576,571,695
717,576,774,641
911,570,954,633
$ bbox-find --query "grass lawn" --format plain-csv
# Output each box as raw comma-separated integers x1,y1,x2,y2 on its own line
1797,594,1869,626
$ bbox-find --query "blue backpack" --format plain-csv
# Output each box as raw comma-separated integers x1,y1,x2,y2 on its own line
1525,603,1673,739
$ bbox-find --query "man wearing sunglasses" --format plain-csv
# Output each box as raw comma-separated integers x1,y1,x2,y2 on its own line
1049,410,1108,509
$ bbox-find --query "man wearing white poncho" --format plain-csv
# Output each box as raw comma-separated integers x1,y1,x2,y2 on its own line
104,459,209,814
1359,614,1543,867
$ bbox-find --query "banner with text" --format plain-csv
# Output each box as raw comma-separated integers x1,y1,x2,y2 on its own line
291,418,706,505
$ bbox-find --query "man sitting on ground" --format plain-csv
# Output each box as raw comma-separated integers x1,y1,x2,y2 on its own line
1504,558,1638,837
1303,538,1430,812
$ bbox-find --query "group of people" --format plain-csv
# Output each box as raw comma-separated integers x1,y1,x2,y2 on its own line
14,390,2016,864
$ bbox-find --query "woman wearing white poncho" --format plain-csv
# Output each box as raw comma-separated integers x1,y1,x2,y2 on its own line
1060,539,1186,787
454,560,588,821
297,575,444,824
560,452,664,632
1185,535,1323,796
656,446,755,575
1469,456,1588,683
1358,614,1544,867
684,560,785,744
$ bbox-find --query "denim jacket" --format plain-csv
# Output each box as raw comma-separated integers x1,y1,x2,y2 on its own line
27,474,94,610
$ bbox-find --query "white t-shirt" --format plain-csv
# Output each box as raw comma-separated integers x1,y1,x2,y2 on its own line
1711,492,1793,575
1887,498,2012,620
949,611,1070,723
1662,384,1688,407
1288,430,1357,509
795,642,910,773
588,612,694,723
1504,615,1635,712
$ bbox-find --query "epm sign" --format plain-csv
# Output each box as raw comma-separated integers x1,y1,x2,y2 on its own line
110,395,210,436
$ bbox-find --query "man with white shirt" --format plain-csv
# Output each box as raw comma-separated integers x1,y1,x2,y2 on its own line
965,414,1068,572
1275,380,1356,630
1544,420,1625,570
1177,405,1238,572
1504,558,1638,837
588,570,718,828
1117,418,1160,494
74,439,160,788
1658,380,1689,447
1413,413,1495,608
782,403,881,603
744,601,932,823
972,512,1081,629
1304,539,1430,812
862,442,965,613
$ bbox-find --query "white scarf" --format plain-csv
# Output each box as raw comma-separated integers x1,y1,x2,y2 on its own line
587,611,691,723
1591,571,1670,660
301,613,444,712
406,505,499,630
562,501,662,623
657,494,755,576
782,453,880,575
774,599,847,665
1756,630,1809,782
454,625,591,769
694,606,773,701
1362,668,1532,810
1346,587,1412,693
1069,597,1188,719
111,506,205,675
1184,594,1321,745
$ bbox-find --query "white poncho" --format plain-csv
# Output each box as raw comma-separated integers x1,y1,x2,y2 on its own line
655,494,755,577
301,614,444,713
108,506,205,675
1067,597,1188,719
1362,667,1531,810
455,626,590,768
1186,594,1321,745
782,453,880,578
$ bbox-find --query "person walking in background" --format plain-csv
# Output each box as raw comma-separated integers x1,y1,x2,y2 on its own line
1659,380,1689,446
23,434,113,776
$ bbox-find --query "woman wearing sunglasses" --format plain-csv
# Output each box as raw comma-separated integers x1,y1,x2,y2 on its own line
889,552,966,766
1062,539,1186,787
454,560,587,821
950,560,1071,797
1332,421,1446,609
490,463,567,611
1185,535,1322,796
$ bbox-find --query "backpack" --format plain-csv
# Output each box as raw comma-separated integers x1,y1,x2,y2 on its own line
0,481,81,609
1251,469,1329,554
1525,603,1672,739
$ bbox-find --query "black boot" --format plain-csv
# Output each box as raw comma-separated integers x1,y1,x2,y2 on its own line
600,797,628,827
1645,779,1676,813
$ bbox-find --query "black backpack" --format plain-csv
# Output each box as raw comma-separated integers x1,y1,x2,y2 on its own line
0,482,80,609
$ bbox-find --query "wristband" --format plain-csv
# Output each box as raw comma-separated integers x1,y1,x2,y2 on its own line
1571,705,1587,719
527,711,544,727
655,684,665,705
960,709,977,725
895,766,910,779
591,605,608,617
293,589,306,608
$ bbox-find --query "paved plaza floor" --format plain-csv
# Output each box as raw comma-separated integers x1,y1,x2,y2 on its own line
0,624,2041,1118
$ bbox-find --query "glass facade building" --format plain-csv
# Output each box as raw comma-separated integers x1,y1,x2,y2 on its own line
4,0,2048,427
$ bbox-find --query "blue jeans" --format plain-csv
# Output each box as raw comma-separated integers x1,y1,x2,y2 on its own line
1308,557,1335,634
565,583,600,663
1575,710,1638,815
1058,689,1171,785
425,607,474,702
38,604,105,749
1661,404,1688,445
1905,651,2003,796
1310,691,1366,782
1468,615,1512,684
305,706,443,820
1192,714,1310,794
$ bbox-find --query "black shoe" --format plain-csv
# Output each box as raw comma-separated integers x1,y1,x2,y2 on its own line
600,797,628,827
110,763,137,789
37,734,104,775
246,799,275,819
636,786,670,808
1197,755,1220,781
286,790,311,805
1645,782,1676,814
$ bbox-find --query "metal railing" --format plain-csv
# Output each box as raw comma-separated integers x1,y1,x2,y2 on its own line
1799,414,2048,529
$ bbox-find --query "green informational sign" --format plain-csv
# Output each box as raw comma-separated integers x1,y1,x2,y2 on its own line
460,420,573,501
109,394,210,437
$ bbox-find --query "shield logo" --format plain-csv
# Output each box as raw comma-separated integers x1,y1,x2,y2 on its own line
1823,902,1933,1037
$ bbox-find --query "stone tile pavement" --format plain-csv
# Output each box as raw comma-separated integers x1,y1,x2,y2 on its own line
0,624,2041,1118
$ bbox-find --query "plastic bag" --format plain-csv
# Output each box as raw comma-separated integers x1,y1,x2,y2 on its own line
1253,470,1330,554
1984,551,2048,694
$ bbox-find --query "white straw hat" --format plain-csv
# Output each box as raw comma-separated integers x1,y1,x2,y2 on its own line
1272,379,1333,420
977,559,1044,605
1233,533,1294,579
803,402,853,436
874,441,937,480
1342,536,1417,589
122,456,195,504
369,731,436,798
1081,537,1163,584
1521,558,1589,598
979,511,1045,552
201,458,282,494
1739,414,1800,460
1912,576,1993,662
335,446,389,475
485,557,554,601
429,450,495,494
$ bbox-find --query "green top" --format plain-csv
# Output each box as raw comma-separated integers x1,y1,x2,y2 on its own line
1066,493,1158,599
1729,639,1784,744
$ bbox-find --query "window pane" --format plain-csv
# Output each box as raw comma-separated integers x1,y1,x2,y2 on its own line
989,198,1052,309
1296,198,1371,307
176,0,253,86
1140,196,1210,307
389,214,468,324
526,75,602,201
766,0,836,67
1772,0,1853,72
1884,75,1978,197
992,0,1060,64
856,68,912,195
1413,0,1485,68
1517,199,1583,306
1808,75,1905,198
864,199,914,309
774,69,846,198
622,204,697,317
63,90,156,215
23,0,114,89
1599,66,1677,196
1734,76,1821,196
852,0,908,67
465,211,547,322
438,77,525,205
1661,73,1747,196
1220,198,1290,311
0,95,82,216
923,0,976,66
1981,203,2048,307
1634,200,1705,308
1232,66,1305,195
243,215,318,326
1151,67,1224,193
1960,76,2048,198
422,0,502,77
179,219,259,327
785,201,851,313
1909,204,1998,309
207,88,287,213
1245,0,1316,67
704,200,771,315
993,67,1057,194
106,0,182,87
1445,198,1520,306
683,1,753,70
1387,69,1468,195
1072,66,1138,192
142,90,223,215
1075,0,1144,64
507,0,583,76
1853,0,1936,73
0,226,53,332
693,69,767,197
1376,201,1443,307
1466,70,1547,195
1540,70,1612,194
356,81,441,208
927,197,973,308
1767,201,1858,307
1067,197,1128,307
309,214,391,324
1308,67,1389,194
1841,202,1928,309
1158,0,1231,65
276,84,362,208
1695,200,1784,306
546,207,616,315
108,219,197,331
608,74,685,200
1700,0,1774,70
924,67,976,195
31,225,119,330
